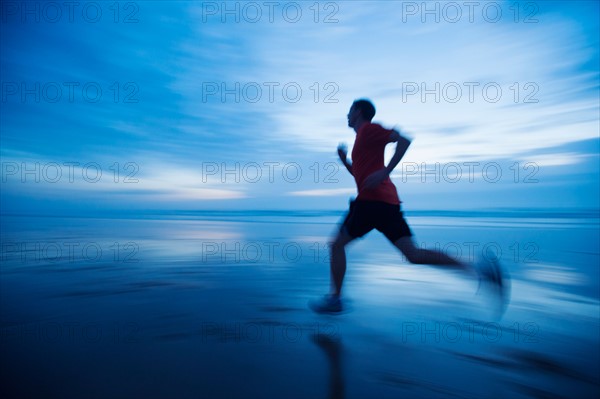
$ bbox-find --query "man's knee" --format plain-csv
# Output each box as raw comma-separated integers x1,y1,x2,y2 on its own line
329,237,348,251
395,237,424,264
330,229,353,251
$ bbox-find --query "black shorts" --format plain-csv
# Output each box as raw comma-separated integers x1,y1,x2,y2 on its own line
341,200,413,242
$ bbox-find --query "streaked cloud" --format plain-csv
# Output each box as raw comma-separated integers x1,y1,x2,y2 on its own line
0,1,597,212
288,188,356,197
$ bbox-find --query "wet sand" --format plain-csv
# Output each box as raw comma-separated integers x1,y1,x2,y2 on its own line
1,212,599,398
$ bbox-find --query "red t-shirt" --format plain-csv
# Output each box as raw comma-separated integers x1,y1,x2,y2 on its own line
351,122,400,205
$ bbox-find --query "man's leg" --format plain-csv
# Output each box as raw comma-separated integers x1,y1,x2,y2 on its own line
394,236,509,316
394,236,474,275
330,227,355,296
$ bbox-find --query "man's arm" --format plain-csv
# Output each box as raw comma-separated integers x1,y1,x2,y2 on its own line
362,129,411,190
384,130,411,175
337,143,353,176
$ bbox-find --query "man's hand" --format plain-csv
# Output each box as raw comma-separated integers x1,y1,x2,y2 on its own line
337,142,353,176
362,168,389,190
337,143,348,162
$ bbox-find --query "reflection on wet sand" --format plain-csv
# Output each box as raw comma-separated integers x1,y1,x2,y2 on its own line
312,333,344,399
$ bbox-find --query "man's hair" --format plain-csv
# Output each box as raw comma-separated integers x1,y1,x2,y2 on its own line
352,99,376,121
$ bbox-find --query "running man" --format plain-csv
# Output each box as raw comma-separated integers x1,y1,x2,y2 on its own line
310,99,507,314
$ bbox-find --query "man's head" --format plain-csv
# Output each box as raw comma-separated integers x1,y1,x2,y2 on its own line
347,99,376,128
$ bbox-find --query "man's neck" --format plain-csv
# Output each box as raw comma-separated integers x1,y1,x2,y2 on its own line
353,119,369,134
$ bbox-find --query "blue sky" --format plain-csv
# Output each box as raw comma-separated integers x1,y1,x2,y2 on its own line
1,0,598,213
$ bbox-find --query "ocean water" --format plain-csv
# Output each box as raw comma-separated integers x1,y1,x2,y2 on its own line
1,210,599,398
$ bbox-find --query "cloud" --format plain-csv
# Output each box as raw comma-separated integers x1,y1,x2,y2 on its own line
1,1,597,212
518,153,593,167
288,188,356,197
225,1,600,166
0,153,248,202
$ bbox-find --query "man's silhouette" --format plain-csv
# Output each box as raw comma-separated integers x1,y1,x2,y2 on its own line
310,99,506,314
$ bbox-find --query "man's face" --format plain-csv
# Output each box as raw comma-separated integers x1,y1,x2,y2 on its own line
347,105,359,128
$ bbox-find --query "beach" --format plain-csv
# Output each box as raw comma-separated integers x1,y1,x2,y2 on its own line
1,211,599,398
